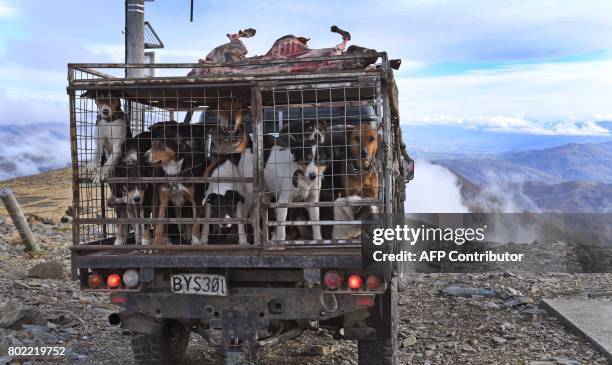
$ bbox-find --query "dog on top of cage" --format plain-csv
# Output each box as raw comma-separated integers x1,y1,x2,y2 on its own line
263,138,329,242
82,90,131,184
332,123,380,239
145,121,206,245
107,131,155,246
200,158,248,245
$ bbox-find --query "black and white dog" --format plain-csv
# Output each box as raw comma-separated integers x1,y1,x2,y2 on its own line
107,132,154,245
201,159,248,245
263,138,328,241
83,90,130,184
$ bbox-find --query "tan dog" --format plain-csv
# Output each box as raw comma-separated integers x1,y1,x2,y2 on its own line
333,124,380,240
341,124,379,198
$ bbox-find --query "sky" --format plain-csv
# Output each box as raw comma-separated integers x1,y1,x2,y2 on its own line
1,0,612,138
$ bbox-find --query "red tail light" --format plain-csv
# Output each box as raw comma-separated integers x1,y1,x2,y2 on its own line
88,273,103,289
323,270,342,290
347,274,363,290
107,273,121,289
366,275,381,289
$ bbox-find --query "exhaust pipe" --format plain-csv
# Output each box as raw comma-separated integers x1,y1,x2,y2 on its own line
108,313,121,326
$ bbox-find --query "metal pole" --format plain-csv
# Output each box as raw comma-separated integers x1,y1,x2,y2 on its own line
0,188,39,252
125,0,145,78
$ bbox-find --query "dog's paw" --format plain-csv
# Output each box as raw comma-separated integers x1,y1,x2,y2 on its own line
86,161,97,174
114,238,126,246
238,236,248,245
141,239,150,246
191,235,202,245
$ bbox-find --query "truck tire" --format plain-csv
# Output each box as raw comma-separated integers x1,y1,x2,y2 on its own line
357,277,398,365
131,320,190,365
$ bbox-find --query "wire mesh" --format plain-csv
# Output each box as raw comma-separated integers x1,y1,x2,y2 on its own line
70,66,386,249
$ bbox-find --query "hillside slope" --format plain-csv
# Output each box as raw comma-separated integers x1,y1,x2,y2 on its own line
0,168,72,222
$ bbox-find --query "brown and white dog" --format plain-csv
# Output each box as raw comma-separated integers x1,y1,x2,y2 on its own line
145,122,205,245
332,124,380,239
83,90,131,184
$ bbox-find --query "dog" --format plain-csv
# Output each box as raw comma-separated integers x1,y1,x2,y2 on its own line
279,120,326,144
201,158,248,245
83,90,131,184
107,132,154,245
263,138,328,242
145,121,205,245
332,124,380,239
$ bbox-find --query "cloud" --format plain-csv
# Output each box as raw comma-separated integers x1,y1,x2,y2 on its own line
402,115,610,136
0,123,70,180
397,59,612,134
404,160,468,213
0,1,18,18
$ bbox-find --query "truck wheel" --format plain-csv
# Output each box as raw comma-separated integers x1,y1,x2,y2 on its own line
357,277,398,365
131,320,190,365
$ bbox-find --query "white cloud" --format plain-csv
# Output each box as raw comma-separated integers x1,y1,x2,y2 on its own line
401,115,610,136
404,160,468,213
397,59,612,135
0,1,18,18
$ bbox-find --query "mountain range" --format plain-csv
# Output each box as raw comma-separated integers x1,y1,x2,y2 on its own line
434,141,612,213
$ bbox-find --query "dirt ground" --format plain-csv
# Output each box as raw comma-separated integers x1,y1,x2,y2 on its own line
1,169,611,364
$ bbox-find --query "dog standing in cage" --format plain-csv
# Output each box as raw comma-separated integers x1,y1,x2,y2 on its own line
201,158,248,245
264,137,329,242
332,123,380,239
83,90,131,184
107,131,154,245
145,121,205,245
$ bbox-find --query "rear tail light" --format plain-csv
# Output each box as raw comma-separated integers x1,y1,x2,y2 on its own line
88,273,103,289
366,275,381,289
347,274,363,290
323,270,342,290
107,273,121,289
122,269,140,288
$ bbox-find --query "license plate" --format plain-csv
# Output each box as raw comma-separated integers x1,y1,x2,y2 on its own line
171,274,227,296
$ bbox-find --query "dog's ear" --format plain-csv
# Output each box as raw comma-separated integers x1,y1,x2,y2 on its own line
203,193,216,206
80,90,96,98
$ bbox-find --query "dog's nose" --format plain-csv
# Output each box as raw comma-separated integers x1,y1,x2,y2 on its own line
133,196,141,203
308,172,317,180
102,109,110,115
361,150,369,159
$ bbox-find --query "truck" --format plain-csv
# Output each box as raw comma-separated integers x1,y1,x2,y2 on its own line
67,53,413,365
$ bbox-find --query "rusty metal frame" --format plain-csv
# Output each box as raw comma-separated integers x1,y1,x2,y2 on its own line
68,55,402,265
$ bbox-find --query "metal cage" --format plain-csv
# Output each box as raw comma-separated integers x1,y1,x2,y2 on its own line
67,54,401,253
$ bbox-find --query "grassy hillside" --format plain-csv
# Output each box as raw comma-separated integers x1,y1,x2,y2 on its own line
0,167,72,222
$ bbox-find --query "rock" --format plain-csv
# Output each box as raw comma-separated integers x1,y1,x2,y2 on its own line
491,336,507,345
12,281,31,290
441,285,496,298
424,349,434,357
501,287,524,299
308,344,339,356
0,301,46,329
462,344,476,352
401,335,417,348
502,296,533,308
0,336,24,355
27,261,64,280
529,359,580,365
23,325,59,343
26,214,55,225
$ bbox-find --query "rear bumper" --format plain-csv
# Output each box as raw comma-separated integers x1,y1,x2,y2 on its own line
112,287,377,323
